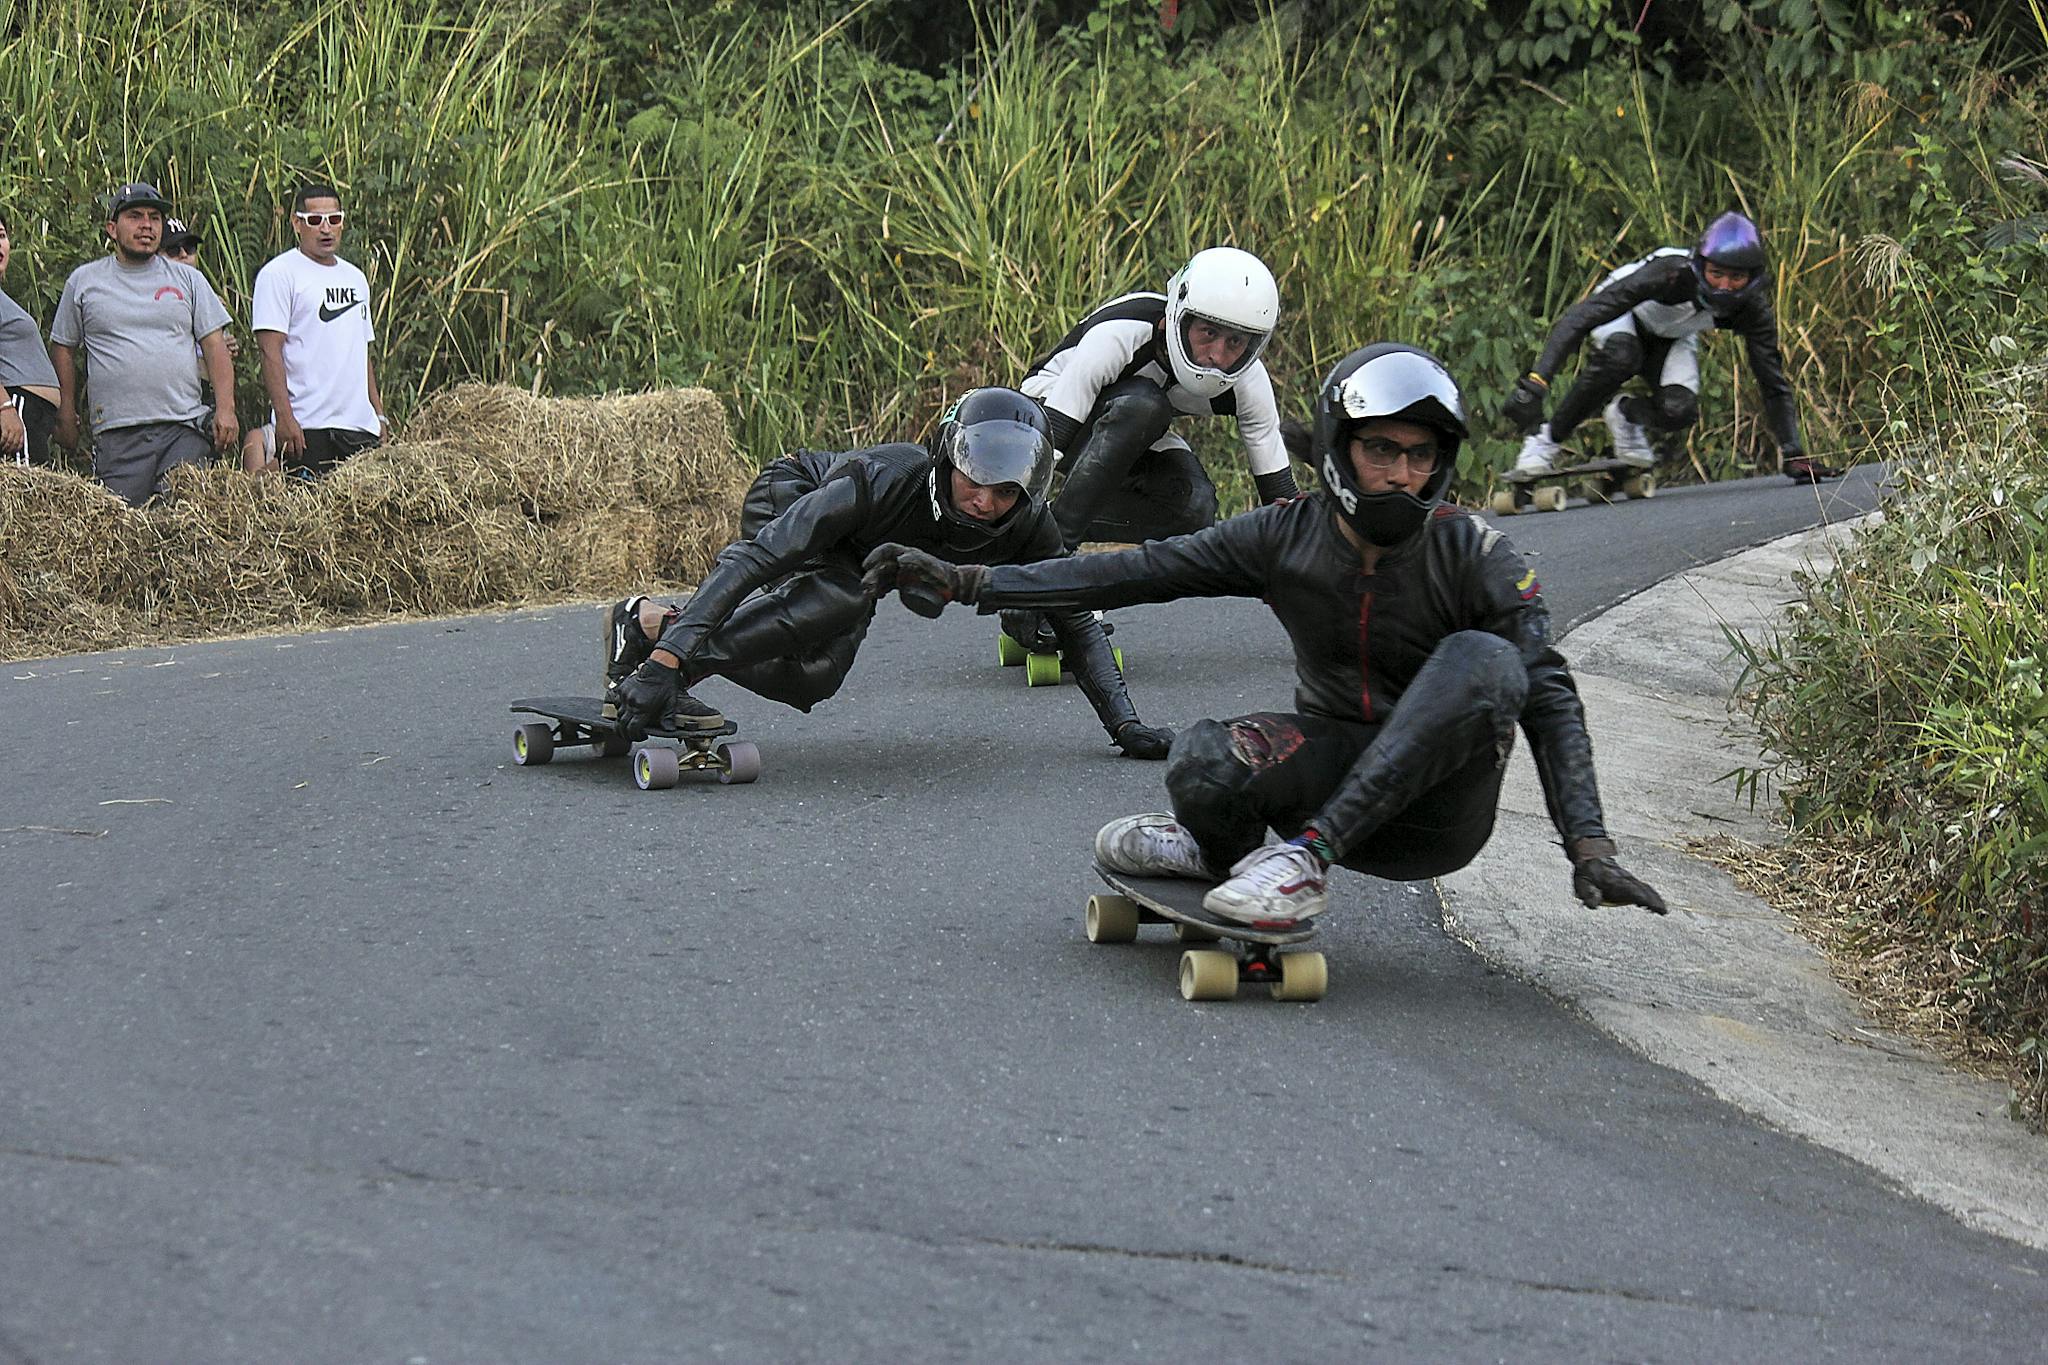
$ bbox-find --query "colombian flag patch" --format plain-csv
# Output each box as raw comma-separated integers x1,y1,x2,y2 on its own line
1516,569,1540,600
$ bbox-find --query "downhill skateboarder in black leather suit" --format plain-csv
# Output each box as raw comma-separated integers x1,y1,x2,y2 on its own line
606,387,1173,760
1503,211,1841,485
862,345,1665,924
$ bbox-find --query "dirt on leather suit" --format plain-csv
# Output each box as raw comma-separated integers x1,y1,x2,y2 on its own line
650,442,1140,735
1535,249,1805,456
960,492,1615,880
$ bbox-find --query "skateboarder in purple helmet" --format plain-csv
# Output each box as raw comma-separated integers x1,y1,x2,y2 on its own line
861,344,1665,925
604,386,1174,760
1502,212,1842,485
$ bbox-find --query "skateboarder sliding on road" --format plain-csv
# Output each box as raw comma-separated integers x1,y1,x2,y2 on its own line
1001,245,1297,652
861,343,1666,924
1502,211,1842,486
604,386,1175,761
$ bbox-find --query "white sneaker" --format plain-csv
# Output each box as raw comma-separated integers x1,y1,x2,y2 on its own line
1202,843,1329,924
1095,813,1212,879
1603,398,1655,468
1512,425,1560,478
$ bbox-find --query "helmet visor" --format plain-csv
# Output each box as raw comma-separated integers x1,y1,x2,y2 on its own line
1179,311,1268,377
948,419,1052,500
1332,349,1467,437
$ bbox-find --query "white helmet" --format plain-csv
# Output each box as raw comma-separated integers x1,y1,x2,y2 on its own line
1163,246,1279,399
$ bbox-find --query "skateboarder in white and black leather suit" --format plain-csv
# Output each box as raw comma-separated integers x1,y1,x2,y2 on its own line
606,387,1174,760
862,344,1666,925
1001,246,1301,650
1503,211,1840,485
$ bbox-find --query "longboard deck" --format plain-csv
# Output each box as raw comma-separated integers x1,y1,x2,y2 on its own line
510,695,736,742
1093,862,1316,946
1502,456,1654,484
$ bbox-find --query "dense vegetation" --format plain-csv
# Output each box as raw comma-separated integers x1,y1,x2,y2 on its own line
0,0,2042,1114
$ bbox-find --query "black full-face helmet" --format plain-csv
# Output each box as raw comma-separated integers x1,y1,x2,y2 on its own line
927,386,1055,546
1691,211,1770,314
1311,343,1467,548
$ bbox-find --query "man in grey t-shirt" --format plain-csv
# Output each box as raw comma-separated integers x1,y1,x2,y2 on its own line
49,182,239,505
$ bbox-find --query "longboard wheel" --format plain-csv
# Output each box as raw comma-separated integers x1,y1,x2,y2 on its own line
1085,893,1140,944
1624,474,1655,499
1024,652,1062,687
513,723,554,765
1270,951,1329,1003
1173,921,1223,944
1179,949,1239,1001
1490,490,1518,516
596,732,631,759
1534,485,1568,513
717,740,762,785
997,633,1027,667
634,745,680,791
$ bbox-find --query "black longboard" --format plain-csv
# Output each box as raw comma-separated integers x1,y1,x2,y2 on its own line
508,696,761,790
1494,457,1657,515
1087,861,1327,1003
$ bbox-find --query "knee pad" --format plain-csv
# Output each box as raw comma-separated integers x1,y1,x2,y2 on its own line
1093,380,1175,446
1587,334,1643,384
1654,384,1698,431
1432,631,1529,717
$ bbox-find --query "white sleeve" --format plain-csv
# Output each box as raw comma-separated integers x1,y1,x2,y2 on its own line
1035,318,1153,429
1232,363,1290,477
250,258,290,334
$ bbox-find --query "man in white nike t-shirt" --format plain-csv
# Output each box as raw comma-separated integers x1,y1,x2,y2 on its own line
248,183,387,478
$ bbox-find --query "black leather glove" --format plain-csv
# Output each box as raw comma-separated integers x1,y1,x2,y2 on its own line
1572,855,1668,914
860,544,988,618
1000,609,1057,652
1113,720,1174,760
613,659,679,741
1253,467,1300,505
1502,373,1549,432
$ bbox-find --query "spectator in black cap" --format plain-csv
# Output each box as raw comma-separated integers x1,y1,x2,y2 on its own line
0,208,63,469
48,181,239,504
160,216,240,365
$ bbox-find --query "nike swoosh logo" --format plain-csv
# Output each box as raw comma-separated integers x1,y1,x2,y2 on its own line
318,301,362,323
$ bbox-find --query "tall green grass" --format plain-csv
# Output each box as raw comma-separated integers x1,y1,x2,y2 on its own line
6,0,2009,489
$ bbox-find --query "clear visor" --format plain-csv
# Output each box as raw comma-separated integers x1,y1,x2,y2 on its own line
1335,351,1466,430
1179,311,1267,376
949,420,1051,500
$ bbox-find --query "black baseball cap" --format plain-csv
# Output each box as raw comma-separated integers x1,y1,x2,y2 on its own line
108,182,172,218
161,217,203,251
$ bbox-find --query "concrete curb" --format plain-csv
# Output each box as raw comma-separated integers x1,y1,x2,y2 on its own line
1440,519,2048,1251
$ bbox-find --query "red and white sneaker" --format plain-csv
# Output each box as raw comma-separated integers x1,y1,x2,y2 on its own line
1202,843,1328,925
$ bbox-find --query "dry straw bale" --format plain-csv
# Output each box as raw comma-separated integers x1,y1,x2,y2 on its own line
0,385,751,662
0,466,148,658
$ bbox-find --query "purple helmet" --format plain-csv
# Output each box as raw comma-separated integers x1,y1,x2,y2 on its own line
1692,212,1769,313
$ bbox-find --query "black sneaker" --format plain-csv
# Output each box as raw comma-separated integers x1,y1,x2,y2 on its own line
662,689,727,732
1784,457,1843,484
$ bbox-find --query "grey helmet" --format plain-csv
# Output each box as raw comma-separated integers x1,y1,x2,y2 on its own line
927,386,1055,546
1312,343,1467,547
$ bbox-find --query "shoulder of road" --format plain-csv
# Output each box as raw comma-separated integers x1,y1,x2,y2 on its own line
1440,517,2048,1251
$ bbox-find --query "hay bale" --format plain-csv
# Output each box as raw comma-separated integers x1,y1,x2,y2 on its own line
0,465,149,657
405,384,743,513
0,385,750,662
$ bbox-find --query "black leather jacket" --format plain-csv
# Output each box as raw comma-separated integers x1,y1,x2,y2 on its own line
657,442,1139,736
974,494,1611,850
1535,252,1803,452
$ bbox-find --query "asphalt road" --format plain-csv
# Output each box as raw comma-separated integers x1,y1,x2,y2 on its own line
8,463,2045,1363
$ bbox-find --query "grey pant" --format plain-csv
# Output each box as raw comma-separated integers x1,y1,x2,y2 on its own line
93,420,212,505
